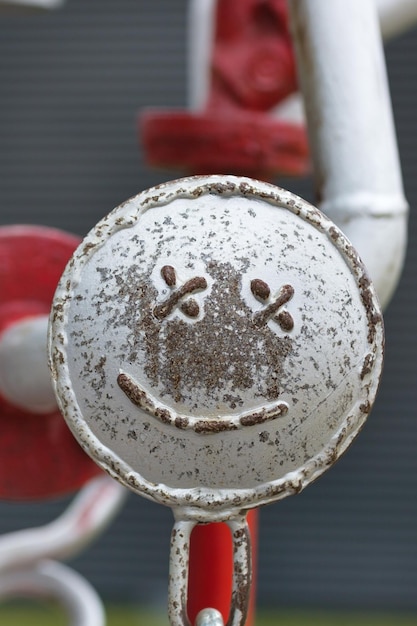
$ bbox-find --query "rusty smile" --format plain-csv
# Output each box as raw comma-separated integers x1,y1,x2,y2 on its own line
117,370,289,434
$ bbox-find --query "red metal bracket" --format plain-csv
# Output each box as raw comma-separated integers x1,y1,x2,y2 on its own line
140,0,309,180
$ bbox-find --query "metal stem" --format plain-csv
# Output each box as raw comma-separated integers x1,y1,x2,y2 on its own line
168,515,252,626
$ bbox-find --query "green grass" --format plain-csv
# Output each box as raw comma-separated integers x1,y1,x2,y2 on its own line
2,605,417,626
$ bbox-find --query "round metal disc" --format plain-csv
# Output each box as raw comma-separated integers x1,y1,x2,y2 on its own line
49,176,384,518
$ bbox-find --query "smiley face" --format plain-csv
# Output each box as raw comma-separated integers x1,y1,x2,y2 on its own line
116,260,294,433
50,176,383,508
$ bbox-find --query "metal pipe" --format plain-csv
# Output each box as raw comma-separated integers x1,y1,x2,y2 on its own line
288,0,408,309
277,0,417,124
0,476,127,573
0,0,64,9
0,315,57,414
168,514,252,626
0,476,126,624
187,0,410,305
377,0,417,39
187,0,216,110
187,2,411,307
0,560,104,626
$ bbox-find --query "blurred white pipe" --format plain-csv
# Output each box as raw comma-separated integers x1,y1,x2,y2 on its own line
188,0,409,308
288,0,408,309
277,0,417,125
0,476,127,624
0,315,57,414
187,0,216,110
0,0,64,10
0,476,127,572
0,560,104,626
188,0,417,115
377,0,417,39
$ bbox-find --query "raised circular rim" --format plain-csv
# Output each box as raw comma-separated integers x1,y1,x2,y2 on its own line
48,175,384,519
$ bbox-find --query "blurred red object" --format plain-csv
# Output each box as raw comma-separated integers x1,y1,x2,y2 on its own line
141,0,309,180
0,225,101,500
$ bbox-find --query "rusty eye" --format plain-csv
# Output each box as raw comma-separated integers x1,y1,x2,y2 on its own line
153,265,207,320
251,279,294,332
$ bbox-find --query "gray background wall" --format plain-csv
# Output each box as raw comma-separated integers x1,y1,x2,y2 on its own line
0,0,417,612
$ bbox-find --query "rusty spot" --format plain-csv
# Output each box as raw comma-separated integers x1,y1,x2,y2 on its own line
359,401,371,414
209,181,237,195
329,226,340,242
277,310,294,332
141,261,293,408
161,264,177,287
239,403,288,427
175,416,190,430
180,299,200,318
117,372,148,407
358,274,383,344
154,407,172,424
80,242,96,257
253,283,294,329
250,278,270,301
360,353,374,380
153,274,208,320
194,420,238,434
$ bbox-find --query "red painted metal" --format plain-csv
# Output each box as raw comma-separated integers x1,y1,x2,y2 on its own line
140,0,309,179
187,511,258,626
141,111,308,179
0,225,101,500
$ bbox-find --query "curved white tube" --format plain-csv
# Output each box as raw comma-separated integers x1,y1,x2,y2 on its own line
0,315,57,414
0,560,104,626
287,0,408,309
0,0,64,9
377,0,417,39
0,477,126,623
187,0,216,111
276,0,417,124
0,476,127,572
187,0,409,308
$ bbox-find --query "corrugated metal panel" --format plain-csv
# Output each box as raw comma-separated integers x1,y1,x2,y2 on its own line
0,0,417,612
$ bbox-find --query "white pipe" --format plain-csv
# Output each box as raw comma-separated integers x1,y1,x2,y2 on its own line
275,0,417,124
288,0,408,309
187,0,417,115
188,0,409,307
0,0,64,9
377,0,417,39
0,561,104,626
0,476,127,572
0,315,57,414
187,0,216,110
0,476,126,623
